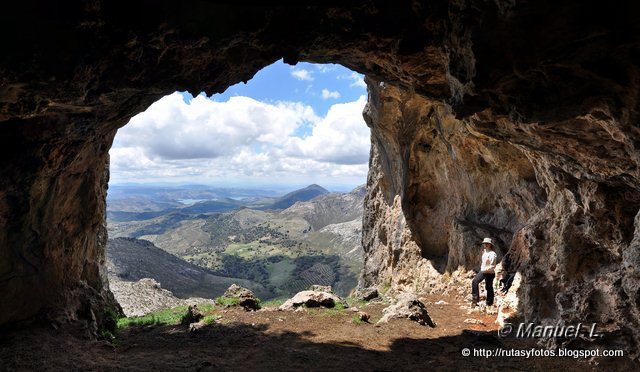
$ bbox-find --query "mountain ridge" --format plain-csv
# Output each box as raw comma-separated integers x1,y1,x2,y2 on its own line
106,237,269,299
266,184,330,210
281,184,366,230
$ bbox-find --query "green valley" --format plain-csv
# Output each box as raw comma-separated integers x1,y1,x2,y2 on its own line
107,184,365,300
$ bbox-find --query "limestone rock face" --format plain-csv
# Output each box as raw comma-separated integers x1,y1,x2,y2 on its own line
360,78,640,355
361,79,541,291
0,0,639,357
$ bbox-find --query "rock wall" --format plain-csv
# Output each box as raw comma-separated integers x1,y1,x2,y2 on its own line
0,114,120,327
361,78,542,292
0,0,457,328
0,0,639,356
360,79,640,354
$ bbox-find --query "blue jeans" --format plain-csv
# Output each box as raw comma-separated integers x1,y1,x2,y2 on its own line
472,272,495,306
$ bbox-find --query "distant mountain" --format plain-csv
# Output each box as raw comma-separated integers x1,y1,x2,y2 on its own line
106,237,270,299
106,196,182,213
281,184,366,230
267,184,330,210
106,184,364,298
108,198,246,222
108,210,172,222
178,197,245,214
106,185,333,222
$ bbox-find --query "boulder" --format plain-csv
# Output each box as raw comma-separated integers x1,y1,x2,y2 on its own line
353,287,379,301
181,305,204,325
222,284,260,311
376,293,436,327
279,290,347,311
357,311,371,323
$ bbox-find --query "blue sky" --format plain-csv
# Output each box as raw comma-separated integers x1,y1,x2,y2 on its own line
211,62,366,114
110,60,370,191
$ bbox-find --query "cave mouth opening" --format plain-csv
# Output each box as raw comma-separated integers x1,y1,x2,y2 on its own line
104,60,372,317
2,4,639,366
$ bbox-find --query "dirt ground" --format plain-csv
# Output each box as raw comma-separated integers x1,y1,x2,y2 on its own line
1,293,637,371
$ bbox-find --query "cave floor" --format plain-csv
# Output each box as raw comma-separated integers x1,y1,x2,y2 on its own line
0,294,635,371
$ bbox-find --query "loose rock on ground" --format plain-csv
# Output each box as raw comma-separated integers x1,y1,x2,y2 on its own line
222,284,261,311
279,287,347,311
376,293,436,327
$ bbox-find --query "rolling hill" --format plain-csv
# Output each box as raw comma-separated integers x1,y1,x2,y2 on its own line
281,184,366,230
266,184,330,210
107,184,332,222
106,184,366,298
106,237,269,299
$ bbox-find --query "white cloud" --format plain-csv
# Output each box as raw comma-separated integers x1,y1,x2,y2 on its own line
339,71,367,89
321,89,341,99
109,92,370,186
115,93,314,160
314,64,338,73
290,68,314,81
284,96,370,165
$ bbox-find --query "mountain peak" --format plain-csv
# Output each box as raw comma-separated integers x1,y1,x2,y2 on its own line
269,184,329,210
304,184,329,192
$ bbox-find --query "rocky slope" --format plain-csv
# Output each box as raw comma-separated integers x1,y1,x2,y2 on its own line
108,277,213,317
282,185,366,230
106,186,366,299
316,219,363,261
106,237,268,299
267,184,330,210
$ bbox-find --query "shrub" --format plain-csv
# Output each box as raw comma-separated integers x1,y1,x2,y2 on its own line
346,297,368,309
117,303,215,329
202,314,219,325
216,296,240,306
261,298,286,307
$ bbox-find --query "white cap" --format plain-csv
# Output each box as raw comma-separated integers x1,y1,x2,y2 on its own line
481,237,493,246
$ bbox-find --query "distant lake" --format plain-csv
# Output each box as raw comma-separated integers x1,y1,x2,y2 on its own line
177,198,211,205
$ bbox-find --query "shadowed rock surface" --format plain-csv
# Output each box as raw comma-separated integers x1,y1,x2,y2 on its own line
0,0,639,360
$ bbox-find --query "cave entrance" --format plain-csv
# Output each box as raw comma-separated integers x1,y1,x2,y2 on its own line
105,61,371,317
